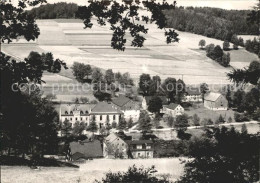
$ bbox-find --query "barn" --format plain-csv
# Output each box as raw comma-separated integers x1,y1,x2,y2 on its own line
204,92,228,111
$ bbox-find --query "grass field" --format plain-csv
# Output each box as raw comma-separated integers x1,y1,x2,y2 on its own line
3,18,258,87
1,158,184,183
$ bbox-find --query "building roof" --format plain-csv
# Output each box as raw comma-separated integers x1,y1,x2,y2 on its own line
186,87,201,95
128,140,153,145
55,103,95,116
204,92,222,102
144,96,168,105
90,102,123,114
166,103,182,110
70,140,103,159
112,95,131,107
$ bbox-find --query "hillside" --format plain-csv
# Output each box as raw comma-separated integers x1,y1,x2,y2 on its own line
2,18,258,86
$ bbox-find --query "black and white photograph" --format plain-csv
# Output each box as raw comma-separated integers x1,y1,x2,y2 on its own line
0,0,259,182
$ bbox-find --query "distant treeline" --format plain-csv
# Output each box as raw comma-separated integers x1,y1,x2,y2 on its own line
164,7,258,40
29,2,78,19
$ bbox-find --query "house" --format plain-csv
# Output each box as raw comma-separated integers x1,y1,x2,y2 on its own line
112,95,140,122
57,103,95,126
164,103,184,117
204,92,228,110
183,87,202,102
103,133,130,159
128,140,154,158
142,96,169,113
68,140,103,161
89,102,123,129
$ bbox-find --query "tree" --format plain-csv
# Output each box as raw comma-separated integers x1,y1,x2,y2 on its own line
233,43,238,50
105,69,115,85
96,165,171,183
117,118,127,130
175,114,189,130
221,53,230,67
177,127,259,183
76,1,179,51
161,77,177,103
0,0,46,52
167,116,175,128
72,121,85,136
225,85,232,108
215,114,225,125
87,120,98,134
228,116,233,123
1,51,67,158
148,96,163,114
200,83,209,102
71,62,92,83
138,111,152,134
112,121,117,129
192,114,200,126
61,119,72,140
228,61,260,85
213,45,224,59
127,118,133,129
198,39,206,49
241,123,248,134
139,74,152,96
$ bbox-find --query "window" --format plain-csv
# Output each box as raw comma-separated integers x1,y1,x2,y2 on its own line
137,145,142,149
75,117,78,121
80,111,83,114
100,115,102,120
65,111,68,115
80,117,82,121
85,110,89,114
138,153,141,157
146,145,151,149
107,115,109,121
113,115,116,120
70,111,73,115
147,152,149,156
65,118,67,120
70,118,72,121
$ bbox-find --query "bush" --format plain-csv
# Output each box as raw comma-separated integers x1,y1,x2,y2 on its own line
95,165,172,183
234,112,249,122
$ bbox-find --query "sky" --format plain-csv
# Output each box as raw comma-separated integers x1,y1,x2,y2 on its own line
10,0,257,10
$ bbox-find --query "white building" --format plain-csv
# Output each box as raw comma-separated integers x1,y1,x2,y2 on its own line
204,92,228,111
164,103,184,117
183,87,202,102
112,95,140,122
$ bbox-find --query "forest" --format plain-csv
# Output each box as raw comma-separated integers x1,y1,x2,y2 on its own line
164,7,258,40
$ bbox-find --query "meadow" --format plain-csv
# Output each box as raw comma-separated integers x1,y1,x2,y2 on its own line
1,158,184,183
2,18,258,88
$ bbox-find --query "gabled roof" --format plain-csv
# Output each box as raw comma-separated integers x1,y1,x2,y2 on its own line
112,95,131,107
90,102,123,114
166,103,182,110
55,103,95,115
204,92,222,102
186,87,201,95
70,140,103,159
128,140,153,145
144,96,168,105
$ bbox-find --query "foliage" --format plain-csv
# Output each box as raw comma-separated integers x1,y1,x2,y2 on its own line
61,119,72,138
192,114,200,126
72,121,86,136
148,96,163,113
87,120,98,133
105,69,115,85
175,114,189,130
228,61,260,85
76,1,179,51
198,39,206,49
0,51,66,158
164,7,258,41
138,111,152,134
200,83,209,102
228,116,233,123
167,116,175,128
0,0,46,46
234,112,249,122
71,62,92,83
29,2,78,19
201,118,214,126
139,74,152,96
205,44,230,67
245,38,260,57
127,117,134,129
117,118,127,130
223,40,230,51
112,121,117,129
95,165,171,183
177,127,259,183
